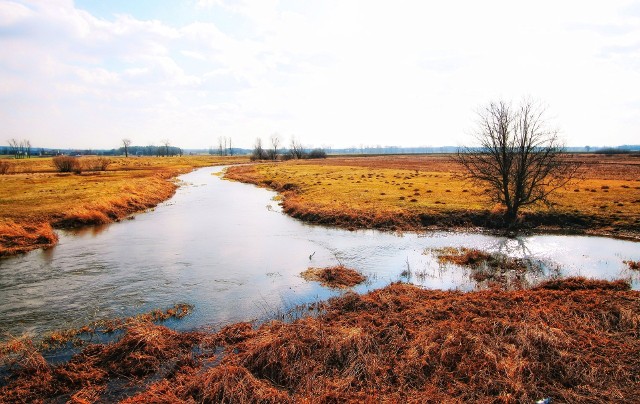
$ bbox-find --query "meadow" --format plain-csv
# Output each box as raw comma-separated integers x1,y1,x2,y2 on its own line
0,155,247,256
225,154,640,238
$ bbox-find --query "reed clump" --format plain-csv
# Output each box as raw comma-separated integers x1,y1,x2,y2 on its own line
432,247,535,288
300,265,366,288
624,260,640,270
2,278,638,403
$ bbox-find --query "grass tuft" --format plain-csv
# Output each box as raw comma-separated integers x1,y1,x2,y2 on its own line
301,265,366,288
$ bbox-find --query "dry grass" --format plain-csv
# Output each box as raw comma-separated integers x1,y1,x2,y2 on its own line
432,247,537,288
301,265,366,288
0,155,248,257
225,154,640,238
2,278,638,402
625,260,640,271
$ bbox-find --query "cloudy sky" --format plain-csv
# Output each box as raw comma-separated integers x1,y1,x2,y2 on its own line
1,0,639,150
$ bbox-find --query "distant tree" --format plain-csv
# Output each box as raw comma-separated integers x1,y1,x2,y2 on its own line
456,99,581,227
218,136,225,156
8,139,19,158
227,137,233,156
269,133,281,160
121,138,132,157
251,137,266,160
24,140,31,158
289,136,305,159
160,139,171,157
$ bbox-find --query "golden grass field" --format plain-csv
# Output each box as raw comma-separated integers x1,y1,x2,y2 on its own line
225,154,640,238
0,155,248,256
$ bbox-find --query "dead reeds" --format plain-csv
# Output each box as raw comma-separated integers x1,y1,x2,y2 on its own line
624,260,640,270
2,278,638,403
300,265,366,288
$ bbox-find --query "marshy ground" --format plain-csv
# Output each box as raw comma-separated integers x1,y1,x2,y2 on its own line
225,154,640,239
1,277,638,403
2,153,639,402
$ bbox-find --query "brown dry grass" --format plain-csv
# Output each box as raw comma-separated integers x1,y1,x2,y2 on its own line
433,247,536,289
225,154,640,238
2,278,638,403
301,265,366,288
625,260,640,270
0,155,248,257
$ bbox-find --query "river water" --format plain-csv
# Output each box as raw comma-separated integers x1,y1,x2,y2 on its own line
1,166,638,340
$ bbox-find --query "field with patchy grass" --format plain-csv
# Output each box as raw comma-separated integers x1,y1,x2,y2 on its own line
1,278,638,402
0,155,247,256
225,154,640,238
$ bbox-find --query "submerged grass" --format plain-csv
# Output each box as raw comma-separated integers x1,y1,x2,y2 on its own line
225,154,640,238
2,278,638,403
300,265,366,288
431,247,551,289
0,155,247,257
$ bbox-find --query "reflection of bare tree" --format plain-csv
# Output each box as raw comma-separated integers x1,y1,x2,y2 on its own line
485,236,532,257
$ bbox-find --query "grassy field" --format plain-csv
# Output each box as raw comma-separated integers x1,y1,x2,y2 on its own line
0,155,248,256
225,154,640,238
1,278,638,402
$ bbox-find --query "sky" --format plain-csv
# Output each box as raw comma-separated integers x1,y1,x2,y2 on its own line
0,0,639,150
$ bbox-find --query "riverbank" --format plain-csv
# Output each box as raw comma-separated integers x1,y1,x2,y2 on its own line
225,154,640,240
0,156,248,257
1,277,638,402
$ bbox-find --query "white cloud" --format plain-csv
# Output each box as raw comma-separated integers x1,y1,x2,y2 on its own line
0,0,639,149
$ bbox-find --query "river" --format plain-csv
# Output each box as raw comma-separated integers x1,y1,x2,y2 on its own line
1,166,638,340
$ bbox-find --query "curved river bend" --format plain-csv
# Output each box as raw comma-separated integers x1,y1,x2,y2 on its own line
1,166,639,339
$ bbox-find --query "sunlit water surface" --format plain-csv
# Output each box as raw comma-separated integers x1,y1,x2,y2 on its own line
1,166,638,340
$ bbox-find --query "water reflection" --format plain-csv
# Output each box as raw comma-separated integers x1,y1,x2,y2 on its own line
0,166,638,341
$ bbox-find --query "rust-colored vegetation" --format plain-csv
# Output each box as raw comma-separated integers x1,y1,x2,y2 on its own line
0,155,247,257
2,279,638,402
625,260,640,270
225,154,640,238
301,265,366,288
432,247,535,288
38,303,193,350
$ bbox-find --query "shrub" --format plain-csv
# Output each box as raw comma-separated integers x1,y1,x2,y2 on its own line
0,160,11,174
306,149,327,159
52,156,81,173
84,157,111,172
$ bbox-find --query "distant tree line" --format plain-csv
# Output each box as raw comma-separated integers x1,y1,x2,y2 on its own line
250,134,326,161
6,139,32,159
115,144,183,157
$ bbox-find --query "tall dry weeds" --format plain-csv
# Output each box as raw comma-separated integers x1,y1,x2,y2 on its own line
2,278,639,403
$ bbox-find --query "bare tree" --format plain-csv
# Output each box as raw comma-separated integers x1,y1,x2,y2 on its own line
24,140,31,158
269,133,281,160
160,139,171,157
8,139,19,158
456,99,580,227
227,137,233,156
121,138,132,157
218,137,223,156
252,137,265,160
289,136,304,159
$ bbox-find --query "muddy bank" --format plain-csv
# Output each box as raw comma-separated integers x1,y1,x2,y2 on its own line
2,278,638,402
